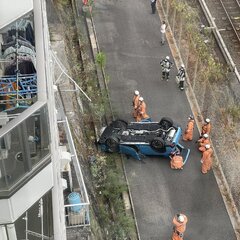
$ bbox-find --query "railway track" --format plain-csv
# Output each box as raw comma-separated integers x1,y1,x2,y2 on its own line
205,0,240,69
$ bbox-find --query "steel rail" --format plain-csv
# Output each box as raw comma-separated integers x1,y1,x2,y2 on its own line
218,0,240,43
198,0,240,83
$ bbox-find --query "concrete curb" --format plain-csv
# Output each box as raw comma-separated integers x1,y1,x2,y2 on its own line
157,1,240,239
85,12,114,125
83,5,141,240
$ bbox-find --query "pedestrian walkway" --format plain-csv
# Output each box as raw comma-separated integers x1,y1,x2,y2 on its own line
93,0,236,239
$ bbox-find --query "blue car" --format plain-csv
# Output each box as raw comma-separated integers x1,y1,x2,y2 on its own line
98,118,190,164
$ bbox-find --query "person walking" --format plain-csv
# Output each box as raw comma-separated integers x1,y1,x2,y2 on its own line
150,0,157,14
182,115,194,141
132,90,140,121
136,97,150,122
170,150,183,170
160,56,173,81
172,213,188,240
201,144,213,174
201,118,211,136
160,21,167,45
176,64,186,90
197,133,210,152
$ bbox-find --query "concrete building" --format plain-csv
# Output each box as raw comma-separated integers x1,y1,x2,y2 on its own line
0,1,89,239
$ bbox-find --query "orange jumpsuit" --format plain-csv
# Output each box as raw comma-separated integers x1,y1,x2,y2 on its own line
172,214,188,240
132,95,140,120
182,119,194,141
201,147,213,174
170,154,183,169
198,138,210,152
201,123,211,135
136,101,149,122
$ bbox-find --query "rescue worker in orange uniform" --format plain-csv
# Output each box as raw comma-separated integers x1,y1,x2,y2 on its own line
170,150,183,170
198,133,210,152
172,213,188,240
201,118,211,136
201,144,213,174
182,115,194,141
136,97,150,122
132,90,140,121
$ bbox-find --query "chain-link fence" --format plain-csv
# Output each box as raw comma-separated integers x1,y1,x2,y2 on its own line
161,0,240,212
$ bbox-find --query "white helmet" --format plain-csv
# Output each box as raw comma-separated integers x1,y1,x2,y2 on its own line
166,56,170,60
205,118,210,123
134,90,139,95
178,215,184,223
205,144,210,149
139,97,144,102
181,64,185,68
203,134,209,138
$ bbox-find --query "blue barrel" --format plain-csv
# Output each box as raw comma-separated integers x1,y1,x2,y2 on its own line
68,192,81,213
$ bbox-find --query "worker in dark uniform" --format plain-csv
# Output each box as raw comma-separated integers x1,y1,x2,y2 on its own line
176,64,186,90
160,56,173,81
150,0,157,14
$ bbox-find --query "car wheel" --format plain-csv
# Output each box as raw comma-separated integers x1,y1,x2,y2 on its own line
159,117,173,130
150,137,165,151
112,119,128,129
105,136,120,152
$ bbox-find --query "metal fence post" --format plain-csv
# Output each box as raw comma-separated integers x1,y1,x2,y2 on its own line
192,57,199,91
172,8,176,38
185,40,190,70
166,0,170,18
178,17,183,53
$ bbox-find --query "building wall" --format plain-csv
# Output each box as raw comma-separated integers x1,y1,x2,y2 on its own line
0,0,33,30
0,163,53,224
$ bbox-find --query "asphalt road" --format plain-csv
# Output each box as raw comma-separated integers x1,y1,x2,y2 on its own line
93,0,236,239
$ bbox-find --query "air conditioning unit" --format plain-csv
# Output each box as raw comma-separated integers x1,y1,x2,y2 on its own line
59,146,71,171
61,177,68,190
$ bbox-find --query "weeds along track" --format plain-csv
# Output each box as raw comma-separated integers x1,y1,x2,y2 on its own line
205,0,240,69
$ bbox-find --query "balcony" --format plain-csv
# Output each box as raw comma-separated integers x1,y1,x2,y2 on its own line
0,104,51,197
0,13,37,113
55,89,90,232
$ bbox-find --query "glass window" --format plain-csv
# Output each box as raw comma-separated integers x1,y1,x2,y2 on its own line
0,105,50,193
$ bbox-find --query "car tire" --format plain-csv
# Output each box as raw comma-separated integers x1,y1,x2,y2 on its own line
150,137,165,151
112,119,128,129
159,117,173,130
105,136,120,152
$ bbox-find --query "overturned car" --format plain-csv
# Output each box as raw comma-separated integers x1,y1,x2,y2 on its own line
98,117,190,164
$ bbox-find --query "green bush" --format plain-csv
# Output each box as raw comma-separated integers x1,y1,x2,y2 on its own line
96,52,106,69
90,154,135,238
227,105,240,122
171,0,226,82
55,0,70,6
101,169,127,201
